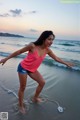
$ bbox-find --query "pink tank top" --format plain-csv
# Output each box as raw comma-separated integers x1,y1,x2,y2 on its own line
21,49,46,72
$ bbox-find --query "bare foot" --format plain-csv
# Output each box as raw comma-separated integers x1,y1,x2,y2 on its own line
19,107,26,114
32,97,42,103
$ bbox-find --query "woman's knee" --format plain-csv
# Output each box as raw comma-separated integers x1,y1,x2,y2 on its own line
39,80,45,87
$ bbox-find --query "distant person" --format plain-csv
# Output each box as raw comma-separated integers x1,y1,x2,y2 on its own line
0,30,73,114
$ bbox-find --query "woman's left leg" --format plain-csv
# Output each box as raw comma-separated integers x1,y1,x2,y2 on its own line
28,70,45,102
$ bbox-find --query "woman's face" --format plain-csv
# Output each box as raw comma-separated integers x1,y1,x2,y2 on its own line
44,35,54,47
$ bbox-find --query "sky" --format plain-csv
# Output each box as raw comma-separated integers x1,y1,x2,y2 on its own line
0,0,80,40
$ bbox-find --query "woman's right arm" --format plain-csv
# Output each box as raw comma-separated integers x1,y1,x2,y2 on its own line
0,43,34,65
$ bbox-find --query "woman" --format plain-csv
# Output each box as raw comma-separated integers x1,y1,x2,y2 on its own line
0,30,73,113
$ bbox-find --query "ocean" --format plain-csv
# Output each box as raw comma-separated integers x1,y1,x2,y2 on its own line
0,36,80,71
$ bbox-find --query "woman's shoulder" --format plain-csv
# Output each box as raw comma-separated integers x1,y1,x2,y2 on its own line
28,42,36,49
46,47,52,54
28,42,37,52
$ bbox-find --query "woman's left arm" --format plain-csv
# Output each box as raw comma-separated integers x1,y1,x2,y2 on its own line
47,48,74,68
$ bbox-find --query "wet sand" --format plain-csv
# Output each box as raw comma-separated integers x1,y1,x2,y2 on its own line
0,58,80,120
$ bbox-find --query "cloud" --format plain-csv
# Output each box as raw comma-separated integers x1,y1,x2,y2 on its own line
29,11,37,14
24,10,37,15
29,29,38,32
9,9,22,17
0,13,10,17
0,9,22,17
0,9,37,17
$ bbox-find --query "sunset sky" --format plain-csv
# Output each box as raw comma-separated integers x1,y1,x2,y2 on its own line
0,0,80,40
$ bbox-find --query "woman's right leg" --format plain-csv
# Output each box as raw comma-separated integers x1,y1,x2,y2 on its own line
18,72,27,113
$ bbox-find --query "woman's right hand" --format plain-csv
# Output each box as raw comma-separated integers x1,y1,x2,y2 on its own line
0,58,8,65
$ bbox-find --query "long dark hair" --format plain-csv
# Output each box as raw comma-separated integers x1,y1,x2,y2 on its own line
33,30,55,46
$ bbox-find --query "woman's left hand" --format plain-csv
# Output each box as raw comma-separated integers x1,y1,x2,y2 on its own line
66,62,74,68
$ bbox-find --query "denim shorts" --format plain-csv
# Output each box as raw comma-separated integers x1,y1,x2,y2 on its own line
17,63,30,74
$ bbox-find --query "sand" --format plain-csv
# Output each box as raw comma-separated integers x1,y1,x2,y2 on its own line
0,58,80,120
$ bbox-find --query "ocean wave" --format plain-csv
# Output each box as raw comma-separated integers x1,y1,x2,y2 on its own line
0,52,80,71
60,43,75,46
0,42,24,47
0,52,26,58
59,48,80,53
43,58,80,71
55,40,80,47
51,46,80,53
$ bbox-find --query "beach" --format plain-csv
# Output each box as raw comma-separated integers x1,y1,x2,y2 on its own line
0,57,80,120
0,37,80,120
